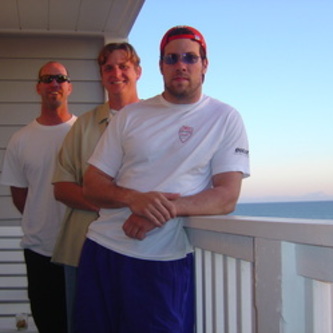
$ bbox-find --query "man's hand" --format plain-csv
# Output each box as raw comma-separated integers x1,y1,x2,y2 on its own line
127,192,179,226
84,165,180,220
122,214,158,240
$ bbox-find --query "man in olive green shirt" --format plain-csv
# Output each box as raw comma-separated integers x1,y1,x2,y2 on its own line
52,42,142,333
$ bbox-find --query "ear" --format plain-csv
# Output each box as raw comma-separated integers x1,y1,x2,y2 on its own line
159,60,164,75
136,66,142,80
36,82,42,95
67,82,73,96
202,58,208,75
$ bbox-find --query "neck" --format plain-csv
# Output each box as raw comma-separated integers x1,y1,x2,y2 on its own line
108,92,139,111
37,105,72,125
162,89,202,105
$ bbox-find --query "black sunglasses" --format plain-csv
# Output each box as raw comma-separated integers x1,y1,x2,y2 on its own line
38,74,71,84
162,53,200,65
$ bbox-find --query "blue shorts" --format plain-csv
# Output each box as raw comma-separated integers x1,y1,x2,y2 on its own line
74,239,194,333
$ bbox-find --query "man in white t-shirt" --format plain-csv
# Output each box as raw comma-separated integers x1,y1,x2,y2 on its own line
0,61,76,333
78,26,250,333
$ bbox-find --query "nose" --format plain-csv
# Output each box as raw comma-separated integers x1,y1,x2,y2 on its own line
174,61,187,71
49,79,60,87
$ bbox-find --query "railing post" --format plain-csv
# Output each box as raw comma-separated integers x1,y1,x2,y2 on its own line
254,238,282,333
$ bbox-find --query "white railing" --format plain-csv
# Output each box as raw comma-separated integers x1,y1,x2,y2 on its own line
185,215,333,333
2,216,333,333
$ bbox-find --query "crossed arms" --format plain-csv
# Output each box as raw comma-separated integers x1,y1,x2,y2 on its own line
83,165,243,240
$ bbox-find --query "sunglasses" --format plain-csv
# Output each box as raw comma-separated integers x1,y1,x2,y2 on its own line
38,74,71,84
162,53,200,65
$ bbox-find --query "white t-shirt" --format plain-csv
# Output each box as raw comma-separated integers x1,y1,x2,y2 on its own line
0,116,77,256
88,94,250,260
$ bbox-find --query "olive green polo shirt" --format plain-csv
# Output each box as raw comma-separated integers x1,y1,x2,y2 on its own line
52,103,111,266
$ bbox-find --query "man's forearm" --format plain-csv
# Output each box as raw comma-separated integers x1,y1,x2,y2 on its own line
174,172,243,217
174,187,238,216
54,182,99,212
83,165,139,209
10,186,28,214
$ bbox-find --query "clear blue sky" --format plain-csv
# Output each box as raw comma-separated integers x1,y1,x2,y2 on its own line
129,0,333,203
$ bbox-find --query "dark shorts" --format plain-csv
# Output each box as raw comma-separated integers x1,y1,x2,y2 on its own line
74,239,194,333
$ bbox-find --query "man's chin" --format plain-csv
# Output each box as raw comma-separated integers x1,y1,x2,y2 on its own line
168,91,190,101
166,85,189,97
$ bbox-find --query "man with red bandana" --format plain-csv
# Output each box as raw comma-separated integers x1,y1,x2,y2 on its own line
0,61,76,333
51,43,141,333
79,26,250,333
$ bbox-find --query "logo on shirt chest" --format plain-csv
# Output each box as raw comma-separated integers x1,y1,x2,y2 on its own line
178,126,194,143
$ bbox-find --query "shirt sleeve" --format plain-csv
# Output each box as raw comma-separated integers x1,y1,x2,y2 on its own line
52,122,80,184
211,109,250,178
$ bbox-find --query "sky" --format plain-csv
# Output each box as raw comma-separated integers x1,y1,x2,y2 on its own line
128,0,333,203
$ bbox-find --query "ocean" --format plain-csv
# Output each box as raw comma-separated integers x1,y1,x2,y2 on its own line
231,200,333,220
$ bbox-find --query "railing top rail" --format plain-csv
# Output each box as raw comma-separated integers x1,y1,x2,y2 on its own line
184,215,333,247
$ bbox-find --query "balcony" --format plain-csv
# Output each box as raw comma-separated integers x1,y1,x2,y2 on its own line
185,215,333,333
1,215,333,332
